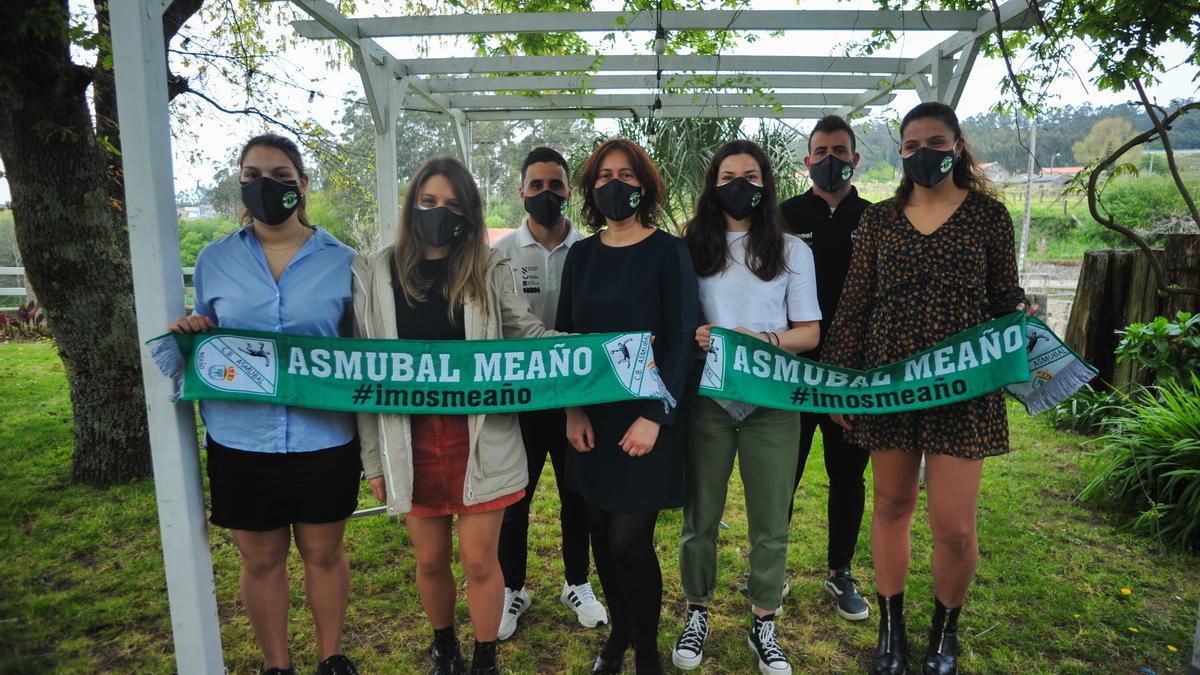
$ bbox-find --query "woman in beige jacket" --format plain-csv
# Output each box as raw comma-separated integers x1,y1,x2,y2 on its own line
352,157,558,675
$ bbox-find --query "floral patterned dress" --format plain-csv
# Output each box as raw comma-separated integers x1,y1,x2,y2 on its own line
822,190,1026,458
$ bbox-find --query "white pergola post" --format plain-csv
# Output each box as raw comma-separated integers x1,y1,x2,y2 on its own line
354,47,401,247
110,1,224,672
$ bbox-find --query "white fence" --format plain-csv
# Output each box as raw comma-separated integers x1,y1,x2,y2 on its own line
0,267,197,301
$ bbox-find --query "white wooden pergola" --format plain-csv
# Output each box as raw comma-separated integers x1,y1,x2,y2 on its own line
110,1,1045,671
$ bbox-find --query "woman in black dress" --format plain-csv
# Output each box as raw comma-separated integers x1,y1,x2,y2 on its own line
823,102,1032,675
557,138,699,674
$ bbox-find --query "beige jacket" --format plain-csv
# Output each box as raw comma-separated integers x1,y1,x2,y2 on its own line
351,246,558,516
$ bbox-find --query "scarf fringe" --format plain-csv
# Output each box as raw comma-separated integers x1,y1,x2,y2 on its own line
146,335,184,402
1010,358,1096,415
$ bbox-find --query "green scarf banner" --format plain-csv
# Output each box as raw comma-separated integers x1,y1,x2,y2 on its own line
148,329,675,415
699,312,1094,415
149,313,1093,417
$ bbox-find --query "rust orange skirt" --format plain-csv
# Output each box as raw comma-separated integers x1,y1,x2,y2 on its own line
408,414,524,518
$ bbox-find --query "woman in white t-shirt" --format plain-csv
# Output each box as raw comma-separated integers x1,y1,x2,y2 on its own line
672,140,821,675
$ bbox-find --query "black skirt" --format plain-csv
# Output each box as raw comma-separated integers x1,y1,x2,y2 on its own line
205,435,362,531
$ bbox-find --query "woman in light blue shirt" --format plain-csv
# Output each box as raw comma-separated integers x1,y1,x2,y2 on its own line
170,134,360,675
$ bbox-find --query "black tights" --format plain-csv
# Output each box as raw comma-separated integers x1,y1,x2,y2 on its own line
586,504,663,674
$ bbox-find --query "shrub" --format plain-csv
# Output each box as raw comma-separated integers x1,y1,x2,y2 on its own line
0,300,53,342
1115,311,1200,388
1099,174,1198,241
1044,383,1129,435
1079,375,1200,551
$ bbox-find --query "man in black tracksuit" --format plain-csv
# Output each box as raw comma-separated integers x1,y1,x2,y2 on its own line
779,115,873,622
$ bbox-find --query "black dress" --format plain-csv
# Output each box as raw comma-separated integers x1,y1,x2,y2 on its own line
555,229,699,513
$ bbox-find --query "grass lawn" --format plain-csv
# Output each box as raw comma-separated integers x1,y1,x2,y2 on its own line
1,339,1197,673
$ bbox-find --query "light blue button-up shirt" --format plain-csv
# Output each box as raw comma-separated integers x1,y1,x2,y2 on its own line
192,226,357,453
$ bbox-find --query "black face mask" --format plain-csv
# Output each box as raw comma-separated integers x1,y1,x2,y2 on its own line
809,155,855,193
241,177,302,226
714,177,764,221
414,206,466,247
524,190,566,228
902,146,957,188
593,179,642,222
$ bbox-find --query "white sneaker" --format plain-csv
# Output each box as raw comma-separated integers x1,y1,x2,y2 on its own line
497,586,531,641
560,581,608,628
741,580,790,617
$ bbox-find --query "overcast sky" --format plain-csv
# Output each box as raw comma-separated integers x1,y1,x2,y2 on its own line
0,0,1197,204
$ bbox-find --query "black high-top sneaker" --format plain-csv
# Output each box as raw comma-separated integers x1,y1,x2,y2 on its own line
872,592,908,675
429,626,465,675
468,639,500,675
922,598,961,675
746,613,792,675
671,604,709,670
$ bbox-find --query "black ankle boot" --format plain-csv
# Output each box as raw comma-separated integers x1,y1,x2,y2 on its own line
469,639,499,675
872,592,908,675
429,626,465,675
591,655,622,673
922,598,961,675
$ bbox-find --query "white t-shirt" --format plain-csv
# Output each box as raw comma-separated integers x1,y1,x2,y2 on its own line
697,232,822,334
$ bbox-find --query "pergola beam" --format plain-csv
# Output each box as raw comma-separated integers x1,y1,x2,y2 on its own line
396,55,913,76
422,73,916,94
289,0,474,164
837,0,1033,117
463,106,858,121
292,10,985,38
446,92,892,110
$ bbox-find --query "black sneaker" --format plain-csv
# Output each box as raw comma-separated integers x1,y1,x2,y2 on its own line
826,568,870,621
316,654,359,675
671,605,709,670
747,614,792,675
260,666,297,675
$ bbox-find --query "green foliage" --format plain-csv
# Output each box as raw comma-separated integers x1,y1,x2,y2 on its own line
861,162,898,183
1073,118,1143,166
1079,375,1200,551
177,217,239,267
1097,174,1200,236
1115,312,1200,389
1045,383,1129,435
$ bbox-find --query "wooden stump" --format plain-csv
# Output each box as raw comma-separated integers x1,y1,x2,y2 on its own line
1164,234,1200,318
1065,248,1169,389
1065,250,1131,386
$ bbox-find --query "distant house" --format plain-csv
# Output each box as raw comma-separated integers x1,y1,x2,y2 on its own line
1041,166,1083,178
977,162,1010,182
178,204,217,219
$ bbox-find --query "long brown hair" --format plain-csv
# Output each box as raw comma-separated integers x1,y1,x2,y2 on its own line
893,102,995,209
237,134,311,227
683,139,788,281
393,157,489,322
577,138,666,232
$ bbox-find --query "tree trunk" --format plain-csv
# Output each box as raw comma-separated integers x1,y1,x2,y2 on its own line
0,0,199,485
